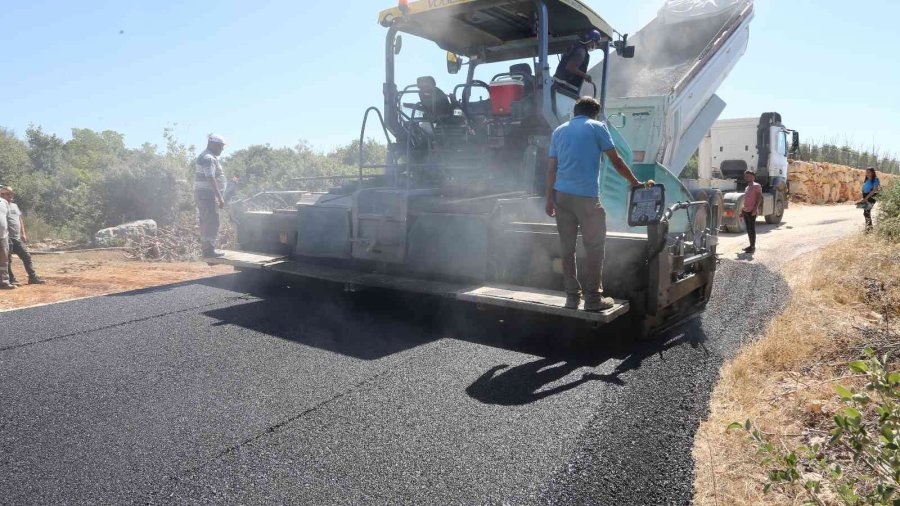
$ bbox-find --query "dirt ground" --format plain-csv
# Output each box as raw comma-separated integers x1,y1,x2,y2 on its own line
0,250,231,312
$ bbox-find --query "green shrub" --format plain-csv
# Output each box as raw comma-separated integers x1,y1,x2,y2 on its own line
876,181,900,242
730,350,900,505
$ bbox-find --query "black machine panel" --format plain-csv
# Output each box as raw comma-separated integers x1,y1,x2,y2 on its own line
627,184,666,227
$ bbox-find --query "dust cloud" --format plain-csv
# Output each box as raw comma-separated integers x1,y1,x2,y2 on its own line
599,0,750,98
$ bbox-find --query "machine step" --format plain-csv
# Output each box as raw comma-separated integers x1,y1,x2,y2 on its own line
211,253,631,324
204,250,286,269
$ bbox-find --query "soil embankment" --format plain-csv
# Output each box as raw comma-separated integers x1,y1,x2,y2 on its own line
789,161,897,204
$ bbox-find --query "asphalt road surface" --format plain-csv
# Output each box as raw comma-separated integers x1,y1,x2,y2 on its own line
0,204,861,505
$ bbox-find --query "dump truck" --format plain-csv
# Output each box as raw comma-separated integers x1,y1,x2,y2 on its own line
212,0,724,336
698,113,800,232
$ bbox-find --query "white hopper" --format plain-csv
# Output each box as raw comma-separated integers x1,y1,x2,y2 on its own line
587,0,754,175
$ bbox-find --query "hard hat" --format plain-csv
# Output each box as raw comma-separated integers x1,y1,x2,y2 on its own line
208,134,226,145
579,29,603,43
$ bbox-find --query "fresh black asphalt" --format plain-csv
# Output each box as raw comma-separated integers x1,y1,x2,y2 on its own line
0,259,788,505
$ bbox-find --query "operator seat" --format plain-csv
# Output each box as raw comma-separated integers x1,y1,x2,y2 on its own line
509,63,535,96
416,76,452,121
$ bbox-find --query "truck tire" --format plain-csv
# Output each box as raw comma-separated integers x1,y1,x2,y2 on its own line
689,189,710,234
725,204,747,234
765,197,785,224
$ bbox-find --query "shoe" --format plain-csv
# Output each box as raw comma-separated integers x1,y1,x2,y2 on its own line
564,294,581,310
0,283,16,290
743,246,755,253
202,250,225,258
9,279,21,286
28,276,46,285
584,296,615,312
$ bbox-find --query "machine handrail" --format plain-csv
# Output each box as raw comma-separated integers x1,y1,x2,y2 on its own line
358,106,393,185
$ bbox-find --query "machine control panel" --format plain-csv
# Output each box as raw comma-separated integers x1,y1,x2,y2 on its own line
627,184,666,226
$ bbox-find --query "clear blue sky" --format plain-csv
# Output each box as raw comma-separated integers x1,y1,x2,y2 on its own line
3,0,899,156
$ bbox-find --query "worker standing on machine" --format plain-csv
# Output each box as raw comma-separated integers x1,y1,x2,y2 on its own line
553,29,603,91
545,97,648,312
195,135,228,258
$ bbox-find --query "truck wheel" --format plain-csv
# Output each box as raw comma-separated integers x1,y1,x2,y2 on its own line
724,215,746,233
724,196,746,233
689,189,710,235
765,198,785,224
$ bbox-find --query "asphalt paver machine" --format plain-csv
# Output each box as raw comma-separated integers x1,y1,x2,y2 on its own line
213,0,720,336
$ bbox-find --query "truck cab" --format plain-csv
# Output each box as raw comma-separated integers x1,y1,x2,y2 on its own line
699,112,799,231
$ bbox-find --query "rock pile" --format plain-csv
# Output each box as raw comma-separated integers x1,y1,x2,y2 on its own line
788,162,897,204
94,219,158,247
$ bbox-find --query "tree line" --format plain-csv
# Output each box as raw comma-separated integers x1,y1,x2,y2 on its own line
0,126,385,241
1,124,895,242
796,139,900,174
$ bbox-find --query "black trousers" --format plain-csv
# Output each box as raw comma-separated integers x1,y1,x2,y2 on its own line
863,197,876,229
742,211,756,248
8,237,36,280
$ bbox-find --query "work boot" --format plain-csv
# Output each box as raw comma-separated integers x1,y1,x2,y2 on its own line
9,277,20,286
0,283,16,290
583,296,615,313
743,246,755,253
28,275,46,285
564,294,581,310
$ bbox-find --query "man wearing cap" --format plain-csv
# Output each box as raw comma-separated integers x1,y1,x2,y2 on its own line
195,135,228,258
741,169,763,254
1,186,45,285
0,186,13,289
545,97,650,312
554,30,602,91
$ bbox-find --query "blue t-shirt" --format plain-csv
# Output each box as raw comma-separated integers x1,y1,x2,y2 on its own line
549,116,615,197
863,177,880,195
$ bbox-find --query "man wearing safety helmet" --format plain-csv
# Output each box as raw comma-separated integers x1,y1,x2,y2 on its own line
554,29,603,91
195,134,228,258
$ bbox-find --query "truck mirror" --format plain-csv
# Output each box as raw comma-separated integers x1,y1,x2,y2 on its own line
790,131,800,157
621,45,635,58
393,34,403,55
446,52,462,74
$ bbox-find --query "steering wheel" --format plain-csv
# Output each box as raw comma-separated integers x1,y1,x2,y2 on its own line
455,80,490,119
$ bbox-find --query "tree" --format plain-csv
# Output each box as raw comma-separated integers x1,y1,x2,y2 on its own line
0,128,31,185
25,126,64,174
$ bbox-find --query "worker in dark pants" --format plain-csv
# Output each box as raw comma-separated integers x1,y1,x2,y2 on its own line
0,189,13,290
741,170,763,254
860,167,880,232
545,97,649,312
194,135,228,258
553,29,603,91
1,186,43,285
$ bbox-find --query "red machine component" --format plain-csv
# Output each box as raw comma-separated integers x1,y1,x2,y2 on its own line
488,79,524,115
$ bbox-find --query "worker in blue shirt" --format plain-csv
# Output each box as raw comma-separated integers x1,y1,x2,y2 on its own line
860,167,881,232
545,96,649,312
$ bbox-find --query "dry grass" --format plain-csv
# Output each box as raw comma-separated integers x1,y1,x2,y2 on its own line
693,235,900,506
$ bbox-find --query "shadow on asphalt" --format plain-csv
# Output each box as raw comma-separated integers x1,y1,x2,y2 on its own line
193,272,710,405
104,272,241,297
201,277,441,360
463,317,708,405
